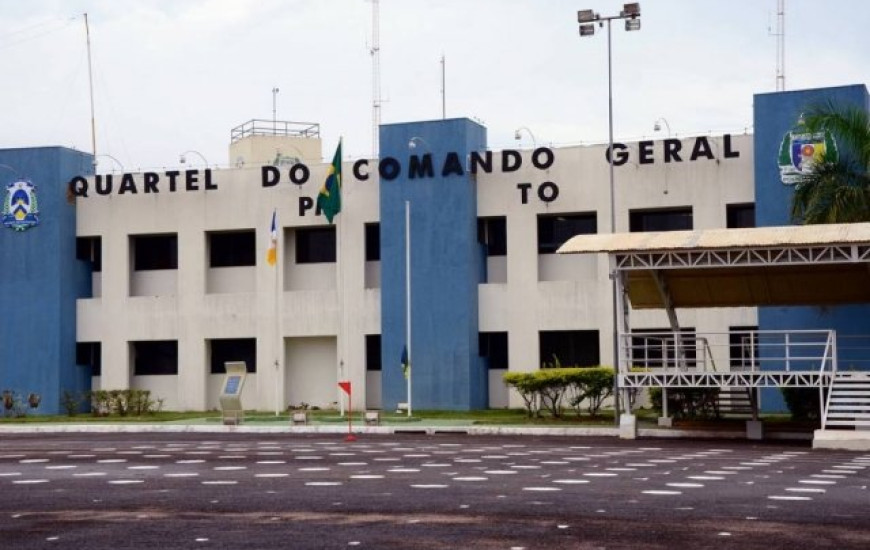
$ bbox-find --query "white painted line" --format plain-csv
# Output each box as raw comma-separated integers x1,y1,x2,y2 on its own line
483,470,517,475
13,479,49,484
254,473,289,478
0,472,22,477
666,483,704,488
552,479,590,485
176,459,205,464
453,477,488,482
97,459,126,464
642,490,682,495
583,473,617,477
387,468,420,473
768,495,812,501
350,475,385,480
73,472,106,477
410,484,449,489
214,466,246,471
127,466,159,470
703,471,736,475
45,465,77,470
522,487,562,492
812,474,845,479
68,454,96,459
202,480,238,485
606,468,637,472
256,460,286,465
298,467,330,472
337,462,368,467
786,487,825,493
19,459,49,464
799,480,836,485
687,476,724,481
108,480,144,485
165,473,199,478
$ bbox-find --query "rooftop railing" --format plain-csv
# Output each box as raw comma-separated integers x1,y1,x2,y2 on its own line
230,120,320,143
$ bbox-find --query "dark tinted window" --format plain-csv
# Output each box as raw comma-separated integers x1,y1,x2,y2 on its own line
629,207,693,232
76,237,102,272
366,334,382,371
729,326,759,369
296,227,336,264
537,213,597,254
726,203,755,229
479,332,509,369
209,231,256,267
365,224,380,261
76,342,101,376
133,234,178,270
132,340,178,375
478,217,507,256
539,330,600,367
210,338,256,373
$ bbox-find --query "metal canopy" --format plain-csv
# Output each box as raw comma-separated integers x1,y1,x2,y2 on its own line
558,223,870,309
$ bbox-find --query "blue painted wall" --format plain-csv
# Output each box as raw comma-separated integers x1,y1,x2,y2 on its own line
0,147,93,415
753,84,870,411
379,119,489,410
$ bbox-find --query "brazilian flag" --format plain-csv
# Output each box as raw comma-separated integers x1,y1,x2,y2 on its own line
317,140,342,224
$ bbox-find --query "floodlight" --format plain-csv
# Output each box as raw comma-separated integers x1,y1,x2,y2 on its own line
625,18,641,31
579,24,595,37
622,3,640,16
577,9,596,23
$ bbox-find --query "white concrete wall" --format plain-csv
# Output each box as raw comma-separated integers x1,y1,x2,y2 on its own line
76,134,754,411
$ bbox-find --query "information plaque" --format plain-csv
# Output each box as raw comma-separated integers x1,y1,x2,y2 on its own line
219,362,247,425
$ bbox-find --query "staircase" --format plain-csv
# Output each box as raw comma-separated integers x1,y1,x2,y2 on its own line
824,372,870,430
717,387,755,418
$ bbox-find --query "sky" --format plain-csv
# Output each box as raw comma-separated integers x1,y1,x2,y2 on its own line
2,0,870,172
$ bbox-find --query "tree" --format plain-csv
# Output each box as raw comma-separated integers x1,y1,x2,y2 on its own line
789,101,870,224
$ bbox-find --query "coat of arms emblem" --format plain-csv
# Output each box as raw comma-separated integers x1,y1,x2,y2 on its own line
2,180,40,231
777,128,838,185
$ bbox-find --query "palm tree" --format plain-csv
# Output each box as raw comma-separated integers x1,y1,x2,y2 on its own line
789,101,870,224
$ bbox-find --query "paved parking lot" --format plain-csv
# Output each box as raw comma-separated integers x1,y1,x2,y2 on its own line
1,433,868,549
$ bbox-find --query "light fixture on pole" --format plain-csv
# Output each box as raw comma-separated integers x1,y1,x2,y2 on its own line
513,127,537,149
408,136,431,151
272,87,280,134
653,117,671,137
179,150,209,168
577,2,641,425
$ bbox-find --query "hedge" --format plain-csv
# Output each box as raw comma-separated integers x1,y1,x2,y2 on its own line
503,367,614,418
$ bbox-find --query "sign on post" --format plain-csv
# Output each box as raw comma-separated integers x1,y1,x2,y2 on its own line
219,361,248,425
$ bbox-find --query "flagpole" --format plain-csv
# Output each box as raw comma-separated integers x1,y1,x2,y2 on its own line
274,211,281,417
337,138,346,418
405,200,412,417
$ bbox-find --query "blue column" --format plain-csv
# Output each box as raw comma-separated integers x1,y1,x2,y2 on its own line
0,147,93,414
753,84,870,411
379,119,488,410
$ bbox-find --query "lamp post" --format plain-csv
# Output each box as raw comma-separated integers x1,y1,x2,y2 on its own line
272,87,280,134
578,2,641,425
653,117,671,137
513,127,537,149
179,150,209,168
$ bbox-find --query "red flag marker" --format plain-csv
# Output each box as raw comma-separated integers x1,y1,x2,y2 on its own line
338,381,356,442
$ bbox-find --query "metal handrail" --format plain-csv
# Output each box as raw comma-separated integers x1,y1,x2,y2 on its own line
821,331,838,429
230,119,321,142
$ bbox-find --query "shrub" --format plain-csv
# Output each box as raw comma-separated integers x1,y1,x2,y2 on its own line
650,387,721,419
503,367,615,418
61,391,82,416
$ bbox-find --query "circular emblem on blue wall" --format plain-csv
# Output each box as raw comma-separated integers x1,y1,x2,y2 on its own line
777,129,838,185
2,180,40,231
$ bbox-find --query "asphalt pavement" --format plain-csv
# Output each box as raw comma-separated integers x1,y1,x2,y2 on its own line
1,433,868,549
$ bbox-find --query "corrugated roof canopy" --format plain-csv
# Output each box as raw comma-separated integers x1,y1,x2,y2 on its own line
558,223,870,309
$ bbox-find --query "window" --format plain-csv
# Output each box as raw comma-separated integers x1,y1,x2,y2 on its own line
629,207,693,232
366,335,382,371
630,328,697,369
726,203,755,229
210,338,256,373
365,223,380,261
479,332,508,369
209,231,256,267
478,217,507,256
132,234,178,270
132,340,178,375
539,330,599,367
76,237,102,272
76,342,101,376
537,213,597,254
296,227,336,264
729,326,758,369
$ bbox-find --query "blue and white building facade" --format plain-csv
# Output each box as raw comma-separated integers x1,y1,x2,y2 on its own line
0,84,867,414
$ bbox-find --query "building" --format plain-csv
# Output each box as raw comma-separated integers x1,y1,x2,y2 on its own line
1,84,867,415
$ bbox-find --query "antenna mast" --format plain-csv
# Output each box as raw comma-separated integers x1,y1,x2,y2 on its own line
370,0,381,158
84,13,97,164
775,0,785,91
